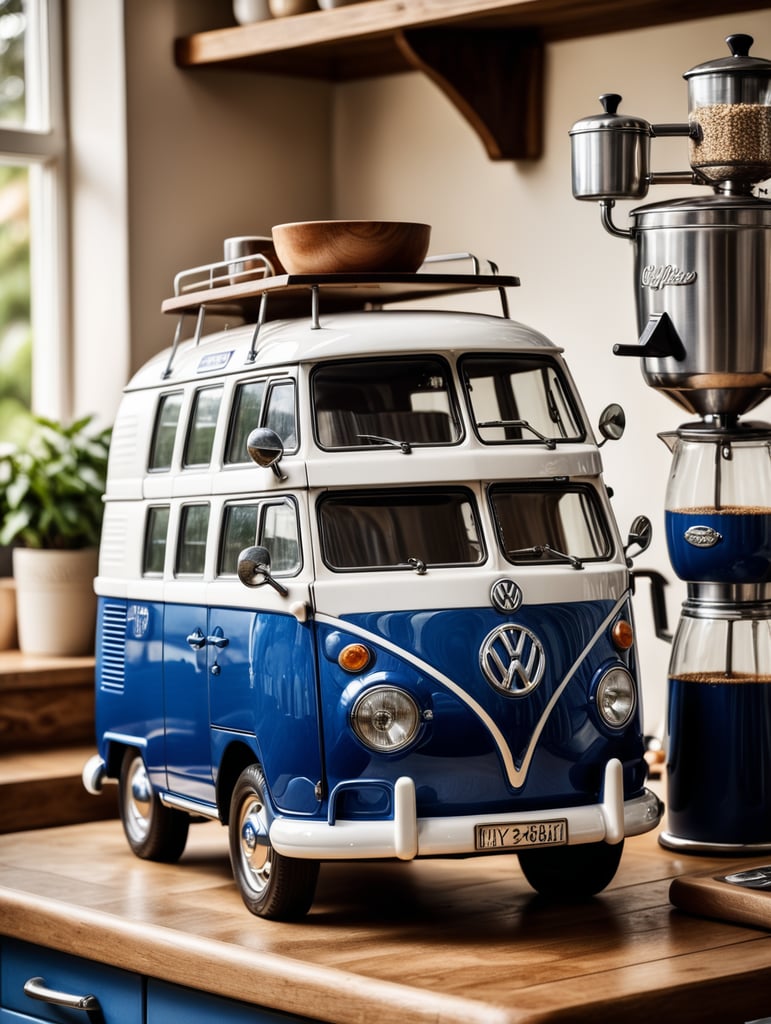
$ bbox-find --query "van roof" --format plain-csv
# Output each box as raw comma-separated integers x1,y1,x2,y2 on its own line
129,309,562,391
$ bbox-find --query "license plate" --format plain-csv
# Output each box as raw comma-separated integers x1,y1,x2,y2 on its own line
475,818,568,851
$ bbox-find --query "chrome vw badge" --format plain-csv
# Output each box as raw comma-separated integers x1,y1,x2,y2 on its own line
490,578,523,614
479,624,545,696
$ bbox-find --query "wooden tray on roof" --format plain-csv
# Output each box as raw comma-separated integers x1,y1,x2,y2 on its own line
161,271,521,322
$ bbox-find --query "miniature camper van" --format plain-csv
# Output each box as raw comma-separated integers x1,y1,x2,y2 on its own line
83,246,662,919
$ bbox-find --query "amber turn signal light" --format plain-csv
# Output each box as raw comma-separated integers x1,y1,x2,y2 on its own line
338,643,372,672
611,619,634,650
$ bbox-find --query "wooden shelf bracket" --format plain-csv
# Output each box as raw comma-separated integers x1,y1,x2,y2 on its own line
395,27,544,161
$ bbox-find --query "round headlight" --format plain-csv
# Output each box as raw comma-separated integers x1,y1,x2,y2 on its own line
595,667,636,729
350,686,420,752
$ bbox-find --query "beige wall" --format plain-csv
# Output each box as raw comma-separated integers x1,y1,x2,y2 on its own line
70,5,771,733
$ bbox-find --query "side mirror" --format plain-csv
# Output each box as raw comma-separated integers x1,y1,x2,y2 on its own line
247,427,286,480
237,545,288,596
597,403,626,446
624,514,653,562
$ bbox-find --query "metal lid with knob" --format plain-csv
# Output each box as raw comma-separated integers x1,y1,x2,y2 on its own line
569,94,652,200
684,33,771,83
569,93,651,135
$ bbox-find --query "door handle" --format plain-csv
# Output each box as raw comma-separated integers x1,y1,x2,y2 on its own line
24,977,105,1024
206,627,229,648
186,627,206,650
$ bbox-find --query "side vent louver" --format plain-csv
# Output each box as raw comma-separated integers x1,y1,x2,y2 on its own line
99,603,127,693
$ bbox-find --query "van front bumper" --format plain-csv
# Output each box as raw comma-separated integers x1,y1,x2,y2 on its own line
269,758,663,861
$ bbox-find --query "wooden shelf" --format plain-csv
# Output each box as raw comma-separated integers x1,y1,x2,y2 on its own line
174,0,767,160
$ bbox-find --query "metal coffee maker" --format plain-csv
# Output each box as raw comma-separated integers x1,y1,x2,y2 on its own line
570,34,771,852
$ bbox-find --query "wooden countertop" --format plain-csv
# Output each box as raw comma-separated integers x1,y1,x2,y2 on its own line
2,814,771,1023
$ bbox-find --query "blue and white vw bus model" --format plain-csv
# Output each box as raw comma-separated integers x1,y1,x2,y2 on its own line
83,252,662,919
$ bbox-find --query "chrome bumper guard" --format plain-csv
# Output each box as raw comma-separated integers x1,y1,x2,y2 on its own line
270,758,663,861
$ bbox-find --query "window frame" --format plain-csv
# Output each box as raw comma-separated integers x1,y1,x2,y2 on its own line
142,505,171,577
217,496,302,579
317,487,485,573
311,355,462,452
459,352,585,447
487,482,613,566
0,0,68,418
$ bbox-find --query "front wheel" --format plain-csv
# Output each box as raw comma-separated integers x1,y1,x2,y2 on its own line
518,840,624,900
229,764,319,920
119,749,189,862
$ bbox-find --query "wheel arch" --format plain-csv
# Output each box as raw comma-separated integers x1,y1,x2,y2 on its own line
216,740,261,825
103,738,136,779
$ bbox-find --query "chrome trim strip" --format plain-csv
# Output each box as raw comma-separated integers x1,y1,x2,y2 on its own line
159,791,220,820
659,831,771,855
103,731,147,749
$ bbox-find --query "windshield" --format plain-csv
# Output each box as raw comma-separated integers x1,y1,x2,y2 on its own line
489,484,611,566
319,489,483,570
313,357,460,451
461,355,583,446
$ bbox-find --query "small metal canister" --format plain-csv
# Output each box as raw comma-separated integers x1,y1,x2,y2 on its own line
569,94,652,200
685,34,771,189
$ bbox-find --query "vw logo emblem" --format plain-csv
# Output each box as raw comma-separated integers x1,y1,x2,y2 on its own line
479,624,546,696
490,578,523,614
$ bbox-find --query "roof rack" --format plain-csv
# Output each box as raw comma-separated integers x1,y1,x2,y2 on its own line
160,252,519,379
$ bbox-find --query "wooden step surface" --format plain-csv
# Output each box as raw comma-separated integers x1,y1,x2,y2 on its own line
0,744,118,833
0,651,118,832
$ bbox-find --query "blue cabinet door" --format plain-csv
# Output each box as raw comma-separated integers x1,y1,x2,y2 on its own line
1,939,143,1024
147,979,320,1024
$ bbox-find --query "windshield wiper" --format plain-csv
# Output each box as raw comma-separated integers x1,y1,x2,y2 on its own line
357,433,412,454
507,544,584,570
476,419,557,449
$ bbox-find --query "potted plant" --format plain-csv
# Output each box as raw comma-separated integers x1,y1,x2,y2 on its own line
0,415,111,656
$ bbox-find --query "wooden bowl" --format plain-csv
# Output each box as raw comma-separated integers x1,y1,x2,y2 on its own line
271,220,431,275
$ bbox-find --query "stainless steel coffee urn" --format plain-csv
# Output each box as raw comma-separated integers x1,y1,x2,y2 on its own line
570,34,771,852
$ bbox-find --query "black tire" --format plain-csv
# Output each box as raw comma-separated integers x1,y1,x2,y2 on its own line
119,749,189,863
229,764,319,920
518,840,624,900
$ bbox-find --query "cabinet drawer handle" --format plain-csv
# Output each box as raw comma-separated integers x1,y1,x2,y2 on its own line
24,976,105,1022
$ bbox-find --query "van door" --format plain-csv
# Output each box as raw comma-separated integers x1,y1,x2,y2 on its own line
207,496,323,817
163,502,216,803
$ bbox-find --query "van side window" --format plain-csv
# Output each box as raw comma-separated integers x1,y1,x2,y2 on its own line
225,379,297,463
319,489,483,570
262,500,300,573
148,392,183,470
176,504,210,576
461,355,583,445
143,505,170,575
264,380,297,451
184,386,223,468
218,499,300,577
226,381,266,464
218,503,259,575
313,358,459,450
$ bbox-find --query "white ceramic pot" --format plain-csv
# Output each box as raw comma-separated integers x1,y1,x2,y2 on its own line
13,547,99,656
233,0,272,23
